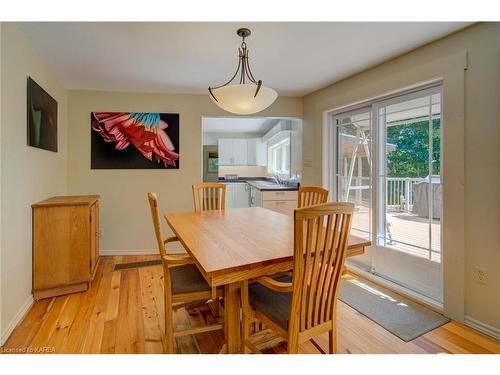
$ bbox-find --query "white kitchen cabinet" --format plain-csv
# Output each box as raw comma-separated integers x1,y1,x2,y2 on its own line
218,139,234,165
225,183,250,208
255,140,267,166
247,138,267,166
247,139,257,165
232,139,248,165
218,138,266,166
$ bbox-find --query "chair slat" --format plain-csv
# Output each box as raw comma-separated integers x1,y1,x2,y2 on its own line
192,183,226,212
294,203,353,333
297,186,329,208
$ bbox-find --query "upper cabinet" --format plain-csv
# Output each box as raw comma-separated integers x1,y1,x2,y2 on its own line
218,139,234,165
218,138,267,166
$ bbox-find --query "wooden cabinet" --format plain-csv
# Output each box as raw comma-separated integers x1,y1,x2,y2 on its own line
261,190,298,216
32,195,100,300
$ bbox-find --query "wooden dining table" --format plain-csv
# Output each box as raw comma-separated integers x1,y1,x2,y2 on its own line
165,206,371,353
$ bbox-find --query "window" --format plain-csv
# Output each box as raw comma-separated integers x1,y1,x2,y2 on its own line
268,137,290,175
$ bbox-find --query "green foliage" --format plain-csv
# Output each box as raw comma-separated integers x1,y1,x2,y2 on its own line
386,118,441,178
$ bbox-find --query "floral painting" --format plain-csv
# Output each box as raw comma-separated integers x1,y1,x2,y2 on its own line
27,77,58,152
91,112,179,169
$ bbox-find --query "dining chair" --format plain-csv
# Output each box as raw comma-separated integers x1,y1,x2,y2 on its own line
192,182,226,212
297,186,329,208
241,202,354,354
147,192,223,353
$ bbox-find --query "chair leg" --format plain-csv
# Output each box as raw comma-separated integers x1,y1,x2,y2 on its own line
212,297,220,318
287,333,299,354
164,287,176,354
329,317,337,354
241,315,251,354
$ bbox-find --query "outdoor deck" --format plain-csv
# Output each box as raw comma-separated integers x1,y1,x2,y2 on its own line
349,206,441,262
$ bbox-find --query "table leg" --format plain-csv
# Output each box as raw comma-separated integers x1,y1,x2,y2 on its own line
224,282,241,353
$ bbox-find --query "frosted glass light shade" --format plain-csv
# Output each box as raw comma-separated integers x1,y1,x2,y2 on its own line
210,84,278,115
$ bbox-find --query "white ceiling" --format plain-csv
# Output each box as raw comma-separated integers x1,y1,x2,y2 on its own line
202,117,274,134
17,22,471,96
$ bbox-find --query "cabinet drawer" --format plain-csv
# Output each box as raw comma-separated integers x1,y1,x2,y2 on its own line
261,190,298,201
262,200,297,216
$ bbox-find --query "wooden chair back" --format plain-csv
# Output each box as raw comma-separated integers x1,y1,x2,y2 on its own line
297,186,329,208
192,183,226,212
147,192,167,259
289,202,354,334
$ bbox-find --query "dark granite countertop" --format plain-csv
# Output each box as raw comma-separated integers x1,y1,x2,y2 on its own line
218,177,299,191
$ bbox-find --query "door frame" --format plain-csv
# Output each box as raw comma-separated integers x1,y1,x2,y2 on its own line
322,62,466,322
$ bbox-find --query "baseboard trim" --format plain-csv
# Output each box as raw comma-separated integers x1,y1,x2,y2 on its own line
100,248,157,256
346,263,444,313
1,295,34,346
100,246,185,256
464,316,500,340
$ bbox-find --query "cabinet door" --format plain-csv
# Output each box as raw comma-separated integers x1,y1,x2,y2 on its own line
233,183,250,208
262,200,296,216
256,140,268,166
218,139,234,165
225,184,236,208
232,139,248,165
247,139,257,165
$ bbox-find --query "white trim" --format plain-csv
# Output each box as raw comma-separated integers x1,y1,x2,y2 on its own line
1,295,34,346
323,78,444,116
464,316,500,341
346,262,444,312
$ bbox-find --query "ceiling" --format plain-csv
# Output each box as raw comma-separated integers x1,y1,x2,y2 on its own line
17,22,471,96
202,117,276,134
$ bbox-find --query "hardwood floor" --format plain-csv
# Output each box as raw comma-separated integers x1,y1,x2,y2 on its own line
2,256,499,354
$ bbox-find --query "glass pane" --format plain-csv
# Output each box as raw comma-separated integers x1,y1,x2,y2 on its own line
381,92,441,262
336,110,372,239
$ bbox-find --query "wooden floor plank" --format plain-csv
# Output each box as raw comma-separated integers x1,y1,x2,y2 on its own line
2,255,498,354
61,257,106,353
81,259,114,353
2,298,52,350
138,265,164,354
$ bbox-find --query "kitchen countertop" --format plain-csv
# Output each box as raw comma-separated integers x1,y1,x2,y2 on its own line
218,177,299,191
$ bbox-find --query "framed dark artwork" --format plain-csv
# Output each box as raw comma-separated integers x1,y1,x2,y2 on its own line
91,112,180,169
27,77,58,152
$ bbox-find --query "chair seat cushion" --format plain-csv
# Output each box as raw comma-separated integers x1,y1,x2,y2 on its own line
248,276,292,330
170,264,211,295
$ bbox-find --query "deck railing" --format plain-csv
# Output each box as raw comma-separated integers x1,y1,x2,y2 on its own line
386,177,422,211
339,176,423,212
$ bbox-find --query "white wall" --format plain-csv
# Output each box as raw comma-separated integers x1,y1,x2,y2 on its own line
302,23,500,335
0,23,68,344
67,90,302,255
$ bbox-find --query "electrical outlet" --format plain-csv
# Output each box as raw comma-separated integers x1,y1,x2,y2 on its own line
99,228,104,238
474,266,488,285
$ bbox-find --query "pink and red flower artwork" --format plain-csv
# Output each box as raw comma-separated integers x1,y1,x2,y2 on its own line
91,112,179,169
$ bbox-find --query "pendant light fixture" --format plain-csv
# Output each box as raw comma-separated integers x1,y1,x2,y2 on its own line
208,28,278,115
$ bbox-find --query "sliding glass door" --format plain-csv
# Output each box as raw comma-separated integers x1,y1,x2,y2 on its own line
334,108,372,240
330,85,443,303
